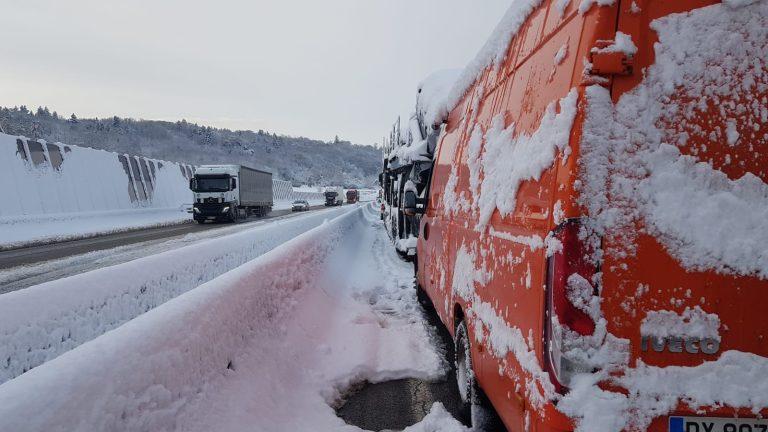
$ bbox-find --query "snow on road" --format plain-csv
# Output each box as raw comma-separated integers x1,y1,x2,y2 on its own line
0,200,325,250
175,204,458,432
0,206,351,385
0,207,192,250
0,207,336,293
0,204,466,432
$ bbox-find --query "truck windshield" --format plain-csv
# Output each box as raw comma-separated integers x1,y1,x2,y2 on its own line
195,176,230,192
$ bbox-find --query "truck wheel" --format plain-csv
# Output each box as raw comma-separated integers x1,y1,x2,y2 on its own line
455,320,504,431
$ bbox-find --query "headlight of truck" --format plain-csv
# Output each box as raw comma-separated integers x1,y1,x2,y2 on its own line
193,207,200,214
221,206,230,213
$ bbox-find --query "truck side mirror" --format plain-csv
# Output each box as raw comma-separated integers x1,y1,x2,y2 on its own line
189,178,196,191
403,190,424,216
231,178,237,189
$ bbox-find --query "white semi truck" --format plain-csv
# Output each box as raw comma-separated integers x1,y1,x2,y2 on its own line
189,165,273,223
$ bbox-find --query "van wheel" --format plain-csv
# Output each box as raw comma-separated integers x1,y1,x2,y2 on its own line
455,320,505,431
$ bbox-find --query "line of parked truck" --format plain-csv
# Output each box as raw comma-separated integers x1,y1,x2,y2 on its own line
381,2,768,432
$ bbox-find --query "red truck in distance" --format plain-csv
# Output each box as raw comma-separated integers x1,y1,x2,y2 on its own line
346,189,359,204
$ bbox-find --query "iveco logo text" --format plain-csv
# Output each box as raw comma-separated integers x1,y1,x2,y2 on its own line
640,336,720,354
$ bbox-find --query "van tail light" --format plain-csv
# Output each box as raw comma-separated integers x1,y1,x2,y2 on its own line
544,218,599,393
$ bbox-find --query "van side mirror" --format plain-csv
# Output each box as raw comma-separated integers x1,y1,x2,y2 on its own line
231,178,237,189
189,178,196,191
403,190,424,216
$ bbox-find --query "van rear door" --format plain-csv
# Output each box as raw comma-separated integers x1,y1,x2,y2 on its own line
586,0,768,422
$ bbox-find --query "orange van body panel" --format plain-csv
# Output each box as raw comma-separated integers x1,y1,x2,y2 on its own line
418,4,621,431
417,0,768,431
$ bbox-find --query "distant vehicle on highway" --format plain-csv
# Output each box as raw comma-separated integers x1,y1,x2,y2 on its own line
291,200,310,212
189,165,273,224
346,189,359,204
324,187,344,206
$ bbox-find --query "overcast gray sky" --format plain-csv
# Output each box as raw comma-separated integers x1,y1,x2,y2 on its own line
1,1,510,145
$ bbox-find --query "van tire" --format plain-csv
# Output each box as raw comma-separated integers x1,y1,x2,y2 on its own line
455,320,505,431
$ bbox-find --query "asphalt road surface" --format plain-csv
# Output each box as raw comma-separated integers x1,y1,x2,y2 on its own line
336,303,470,431
0,206,326,271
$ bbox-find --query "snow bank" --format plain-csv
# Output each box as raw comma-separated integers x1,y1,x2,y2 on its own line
0,204,448,432
0,208,191,249
402,403,469,432
0,206,350,385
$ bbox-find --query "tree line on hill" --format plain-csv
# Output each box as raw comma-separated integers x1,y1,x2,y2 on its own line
0,105,381,188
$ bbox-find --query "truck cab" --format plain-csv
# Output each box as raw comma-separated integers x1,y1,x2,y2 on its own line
190,164,273,223
346,189,359,204
190,165,240,223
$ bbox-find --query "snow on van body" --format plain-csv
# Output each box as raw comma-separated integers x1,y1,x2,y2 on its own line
416,0,768,431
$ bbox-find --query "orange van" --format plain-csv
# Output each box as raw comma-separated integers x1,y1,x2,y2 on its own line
409,1,768,431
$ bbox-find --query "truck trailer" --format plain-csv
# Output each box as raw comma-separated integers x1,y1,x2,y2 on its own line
189,165,273,223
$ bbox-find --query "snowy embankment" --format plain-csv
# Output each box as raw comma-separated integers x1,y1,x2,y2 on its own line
0,133,195,249
0,204,464,432
0,207,191,250
0,206,349,385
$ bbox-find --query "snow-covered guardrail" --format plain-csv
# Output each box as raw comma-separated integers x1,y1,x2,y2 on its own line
0,206,352,385
0,206,365,432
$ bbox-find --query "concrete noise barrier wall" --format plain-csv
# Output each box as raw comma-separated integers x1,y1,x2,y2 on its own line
0,134,193,219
